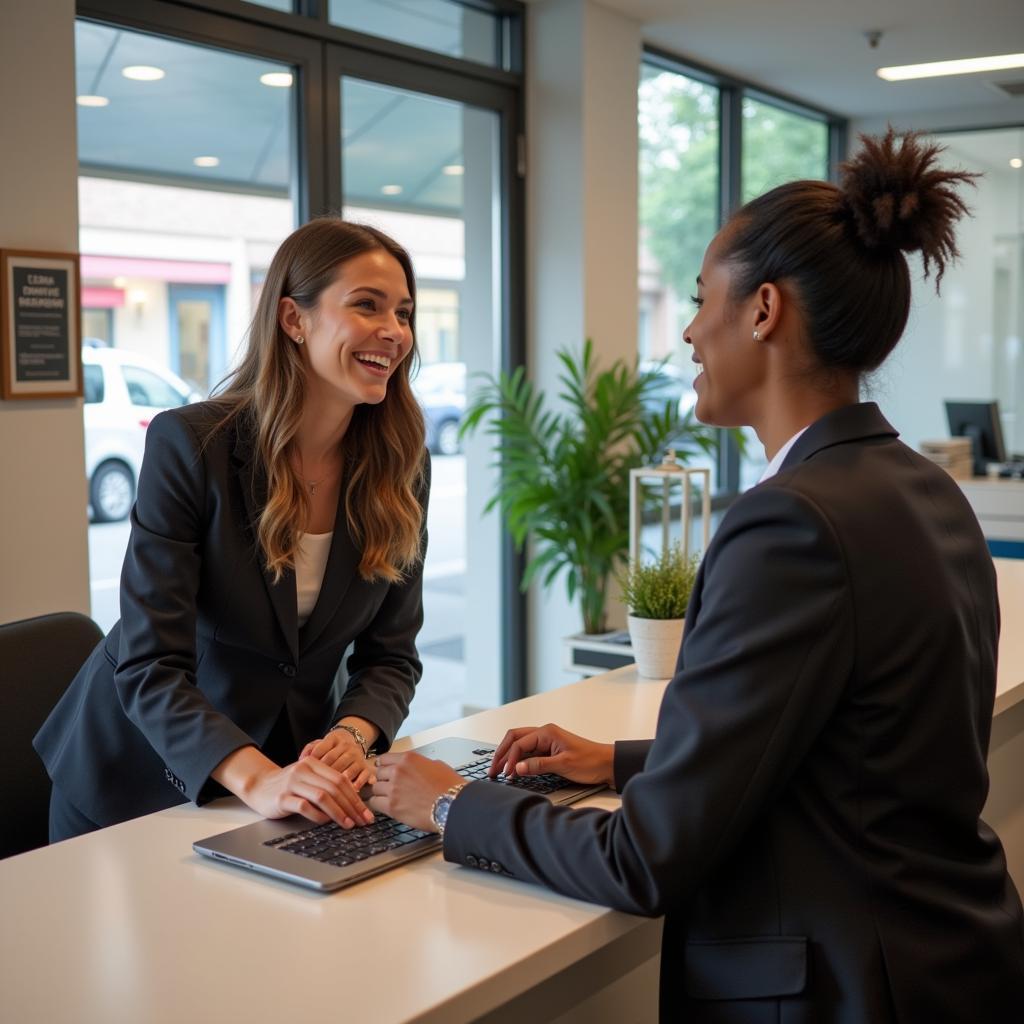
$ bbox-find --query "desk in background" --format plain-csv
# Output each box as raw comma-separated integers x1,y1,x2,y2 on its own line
959,478,1024,558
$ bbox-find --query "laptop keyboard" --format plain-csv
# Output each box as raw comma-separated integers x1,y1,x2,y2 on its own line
265,748,574,866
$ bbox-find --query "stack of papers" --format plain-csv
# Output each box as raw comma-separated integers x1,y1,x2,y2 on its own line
920,437,974,479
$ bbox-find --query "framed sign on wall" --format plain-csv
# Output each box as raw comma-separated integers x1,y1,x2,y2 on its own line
0,248,82,400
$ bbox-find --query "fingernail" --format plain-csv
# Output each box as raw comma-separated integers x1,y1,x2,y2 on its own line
516,761,527,774
369,776,377,785
343,817,354,829
363,809,375,823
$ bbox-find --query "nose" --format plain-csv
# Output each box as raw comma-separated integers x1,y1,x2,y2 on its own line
682,319,694,347
377,311,404,344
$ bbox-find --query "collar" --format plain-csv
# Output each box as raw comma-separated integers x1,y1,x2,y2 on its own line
777,402,899,475
758,426,809,483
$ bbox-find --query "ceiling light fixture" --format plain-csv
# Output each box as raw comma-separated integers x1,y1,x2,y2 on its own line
442,164,464,176
877,52,1024,82
260,72,293,88
1012,158,1024,169
193,156,220,168
77,95,110,107
381,184,403,195
122,65,165,81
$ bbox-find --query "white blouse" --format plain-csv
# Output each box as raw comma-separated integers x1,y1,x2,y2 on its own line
295,531,333,627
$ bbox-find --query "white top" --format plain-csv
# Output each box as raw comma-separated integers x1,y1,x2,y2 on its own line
295,531,332,626
758,426,809,483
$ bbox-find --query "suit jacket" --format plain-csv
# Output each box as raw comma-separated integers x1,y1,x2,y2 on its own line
35,403,428,827
444,403,1024,1022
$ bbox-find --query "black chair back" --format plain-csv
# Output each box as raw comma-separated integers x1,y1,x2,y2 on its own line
0,611,103,858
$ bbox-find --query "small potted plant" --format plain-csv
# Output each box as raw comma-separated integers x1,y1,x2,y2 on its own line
617,544,700,678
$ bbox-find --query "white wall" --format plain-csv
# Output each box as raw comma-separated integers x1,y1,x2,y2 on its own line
526,0,641,693
0,0,91,622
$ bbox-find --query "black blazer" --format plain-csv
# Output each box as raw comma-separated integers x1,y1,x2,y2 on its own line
35,403,428,827
443,403,1024,1022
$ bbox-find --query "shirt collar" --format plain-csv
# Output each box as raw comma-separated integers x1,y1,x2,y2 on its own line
758,426,810,484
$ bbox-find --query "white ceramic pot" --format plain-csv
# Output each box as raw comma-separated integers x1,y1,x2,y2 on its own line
627,615,685,679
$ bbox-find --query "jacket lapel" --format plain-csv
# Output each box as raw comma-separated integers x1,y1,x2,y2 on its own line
779,402,898,474
231,418,299,664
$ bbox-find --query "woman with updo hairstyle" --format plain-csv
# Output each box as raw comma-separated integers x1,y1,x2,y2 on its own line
372,130,1024,1020
36,218,429,839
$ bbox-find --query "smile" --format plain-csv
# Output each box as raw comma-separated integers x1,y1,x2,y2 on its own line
354,352,392,375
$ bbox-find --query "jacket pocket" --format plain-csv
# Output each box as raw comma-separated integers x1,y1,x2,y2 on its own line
685,936,807,1000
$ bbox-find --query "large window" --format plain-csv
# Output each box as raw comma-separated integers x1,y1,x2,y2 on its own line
76,0,525,725
638,53,843,497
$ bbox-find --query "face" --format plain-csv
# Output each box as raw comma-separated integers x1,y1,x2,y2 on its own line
684,236,768,428
287,249,414,410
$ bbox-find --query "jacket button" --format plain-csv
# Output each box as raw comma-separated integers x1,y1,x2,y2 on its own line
466,855,478,868
490,861,502,873
279,663,296,678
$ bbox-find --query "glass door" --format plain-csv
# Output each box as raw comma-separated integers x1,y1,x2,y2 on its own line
328,48,522,733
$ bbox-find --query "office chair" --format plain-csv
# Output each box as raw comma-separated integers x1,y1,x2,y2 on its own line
0,611,103,859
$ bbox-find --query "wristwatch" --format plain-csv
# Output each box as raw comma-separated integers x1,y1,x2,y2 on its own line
327,722,369,758
431,783,468,838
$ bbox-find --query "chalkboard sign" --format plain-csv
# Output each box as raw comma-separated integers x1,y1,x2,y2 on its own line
1,249,81,400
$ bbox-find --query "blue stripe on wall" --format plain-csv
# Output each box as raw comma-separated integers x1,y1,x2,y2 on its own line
988,540,1024,559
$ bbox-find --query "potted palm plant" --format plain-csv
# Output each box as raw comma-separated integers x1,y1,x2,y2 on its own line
618,544,700,678
460,339,719,644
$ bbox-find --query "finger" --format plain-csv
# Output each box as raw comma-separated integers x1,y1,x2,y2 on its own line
374,752,403,769
514,755,560,777
300,741,315,759
308,736,344,762
301,760,373,823
490,728,536,776
289,780,353,828
350,767,371,790
504,733,550,776
367,795,391,817
282,794,330,825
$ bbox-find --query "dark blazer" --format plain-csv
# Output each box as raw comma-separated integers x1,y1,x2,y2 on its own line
35,403,428,828
444,403,1024,1022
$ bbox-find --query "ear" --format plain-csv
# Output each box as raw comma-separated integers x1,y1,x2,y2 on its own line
278,296,304,342
752,282,784,340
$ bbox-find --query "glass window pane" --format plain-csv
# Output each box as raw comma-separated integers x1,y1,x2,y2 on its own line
83,364,104,404
76,19,297,628
342,75,504,732
244,0,293,10
329,0,499,67
638,63,720,489
741,97,829,204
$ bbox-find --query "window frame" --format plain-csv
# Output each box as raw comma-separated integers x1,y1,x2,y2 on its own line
641,45,847,502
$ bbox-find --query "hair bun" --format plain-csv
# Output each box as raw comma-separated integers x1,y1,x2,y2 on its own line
840,127,977,286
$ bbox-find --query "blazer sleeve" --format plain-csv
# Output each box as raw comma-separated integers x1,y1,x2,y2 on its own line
443,484,855,916
115,411,254,801
332,453,431,751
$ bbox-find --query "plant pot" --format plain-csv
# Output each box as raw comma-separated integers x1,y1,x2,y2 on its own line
627,615,684,679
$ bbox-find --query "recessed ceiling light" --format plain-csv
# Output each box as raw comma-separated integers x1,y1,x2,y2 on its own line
77,95,110,107
1012,158,1024,169
442,164,464,176
260,72,293,88
122,65,165,81
193,156,220,168
381,184,403,195
877,52,1024,82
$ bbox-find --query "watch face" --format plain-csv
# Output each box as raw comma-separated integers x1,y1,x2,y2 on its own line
435,796,451,830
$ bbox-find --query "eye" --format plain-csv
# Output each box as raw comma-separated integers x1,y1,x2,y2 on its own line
354,298,376,310
396,308,412,323
689,294,704,308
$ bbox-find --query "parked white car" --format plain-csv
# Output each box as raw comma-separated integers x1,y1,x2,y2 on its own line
83,345,200,522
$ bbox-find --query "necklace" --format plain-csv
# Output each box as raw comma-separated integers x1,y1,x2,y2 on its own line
305,467,338,496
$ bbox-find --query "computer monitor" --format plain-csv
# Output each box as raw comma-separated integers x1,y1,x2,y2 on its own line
945,400,1007,476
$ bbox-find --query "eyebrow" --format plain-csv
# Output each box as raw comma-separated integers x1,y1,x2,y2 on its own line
349,286,413,306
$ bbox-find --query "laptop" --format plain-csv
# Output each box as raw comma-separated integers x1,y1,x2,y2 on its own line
193,736,606,891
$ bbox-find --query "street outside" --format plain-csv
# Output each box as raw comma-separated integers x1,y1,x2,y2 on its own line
88,454,468,737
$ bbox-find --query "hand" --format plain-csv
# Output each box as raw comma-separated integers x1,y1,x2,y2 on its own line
368,752,465,832
301,730,376,790
489,724,615,788
242,757,375,829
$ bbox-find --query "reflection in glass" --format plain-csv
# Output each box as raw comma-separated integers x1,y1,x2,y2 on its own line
329,0,499,67
741,98,829,203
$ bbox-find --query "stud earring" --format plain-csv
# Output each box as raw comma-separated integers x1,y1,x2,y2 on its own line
752,330,761,341
295,335,305,345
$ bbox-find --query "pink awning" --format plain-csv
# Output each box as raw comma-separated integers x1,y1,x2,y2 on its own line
81,254,232,284
82,286,125,309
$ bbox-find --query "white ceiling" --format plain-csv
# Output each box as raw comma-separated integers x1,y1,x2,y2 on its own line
586,0,1024,119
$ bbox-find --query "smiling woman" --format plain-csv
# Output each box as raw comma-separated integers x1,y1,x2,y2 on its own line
36,217,431,842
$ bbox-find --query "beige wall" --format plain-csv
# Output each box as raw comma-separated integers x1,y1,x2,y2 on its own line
0,0,91,622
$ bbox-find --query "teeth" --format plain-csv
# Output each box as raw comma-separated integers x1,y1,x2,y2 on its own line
356,353,391,369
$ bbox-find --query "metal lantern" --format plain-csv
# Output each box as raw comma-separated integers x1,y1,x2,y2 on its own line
628,450,711,566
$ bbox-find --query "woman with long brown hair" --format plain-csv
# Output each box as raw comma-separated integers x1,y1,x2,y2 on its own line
36,218,430,840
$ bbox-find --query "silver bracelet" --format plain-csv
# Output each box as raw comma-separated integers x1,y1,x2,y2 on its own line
327,722,368,758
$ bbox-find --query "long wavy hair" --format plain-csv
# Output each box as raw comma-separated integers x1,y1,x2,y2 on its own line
210,218,426,584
